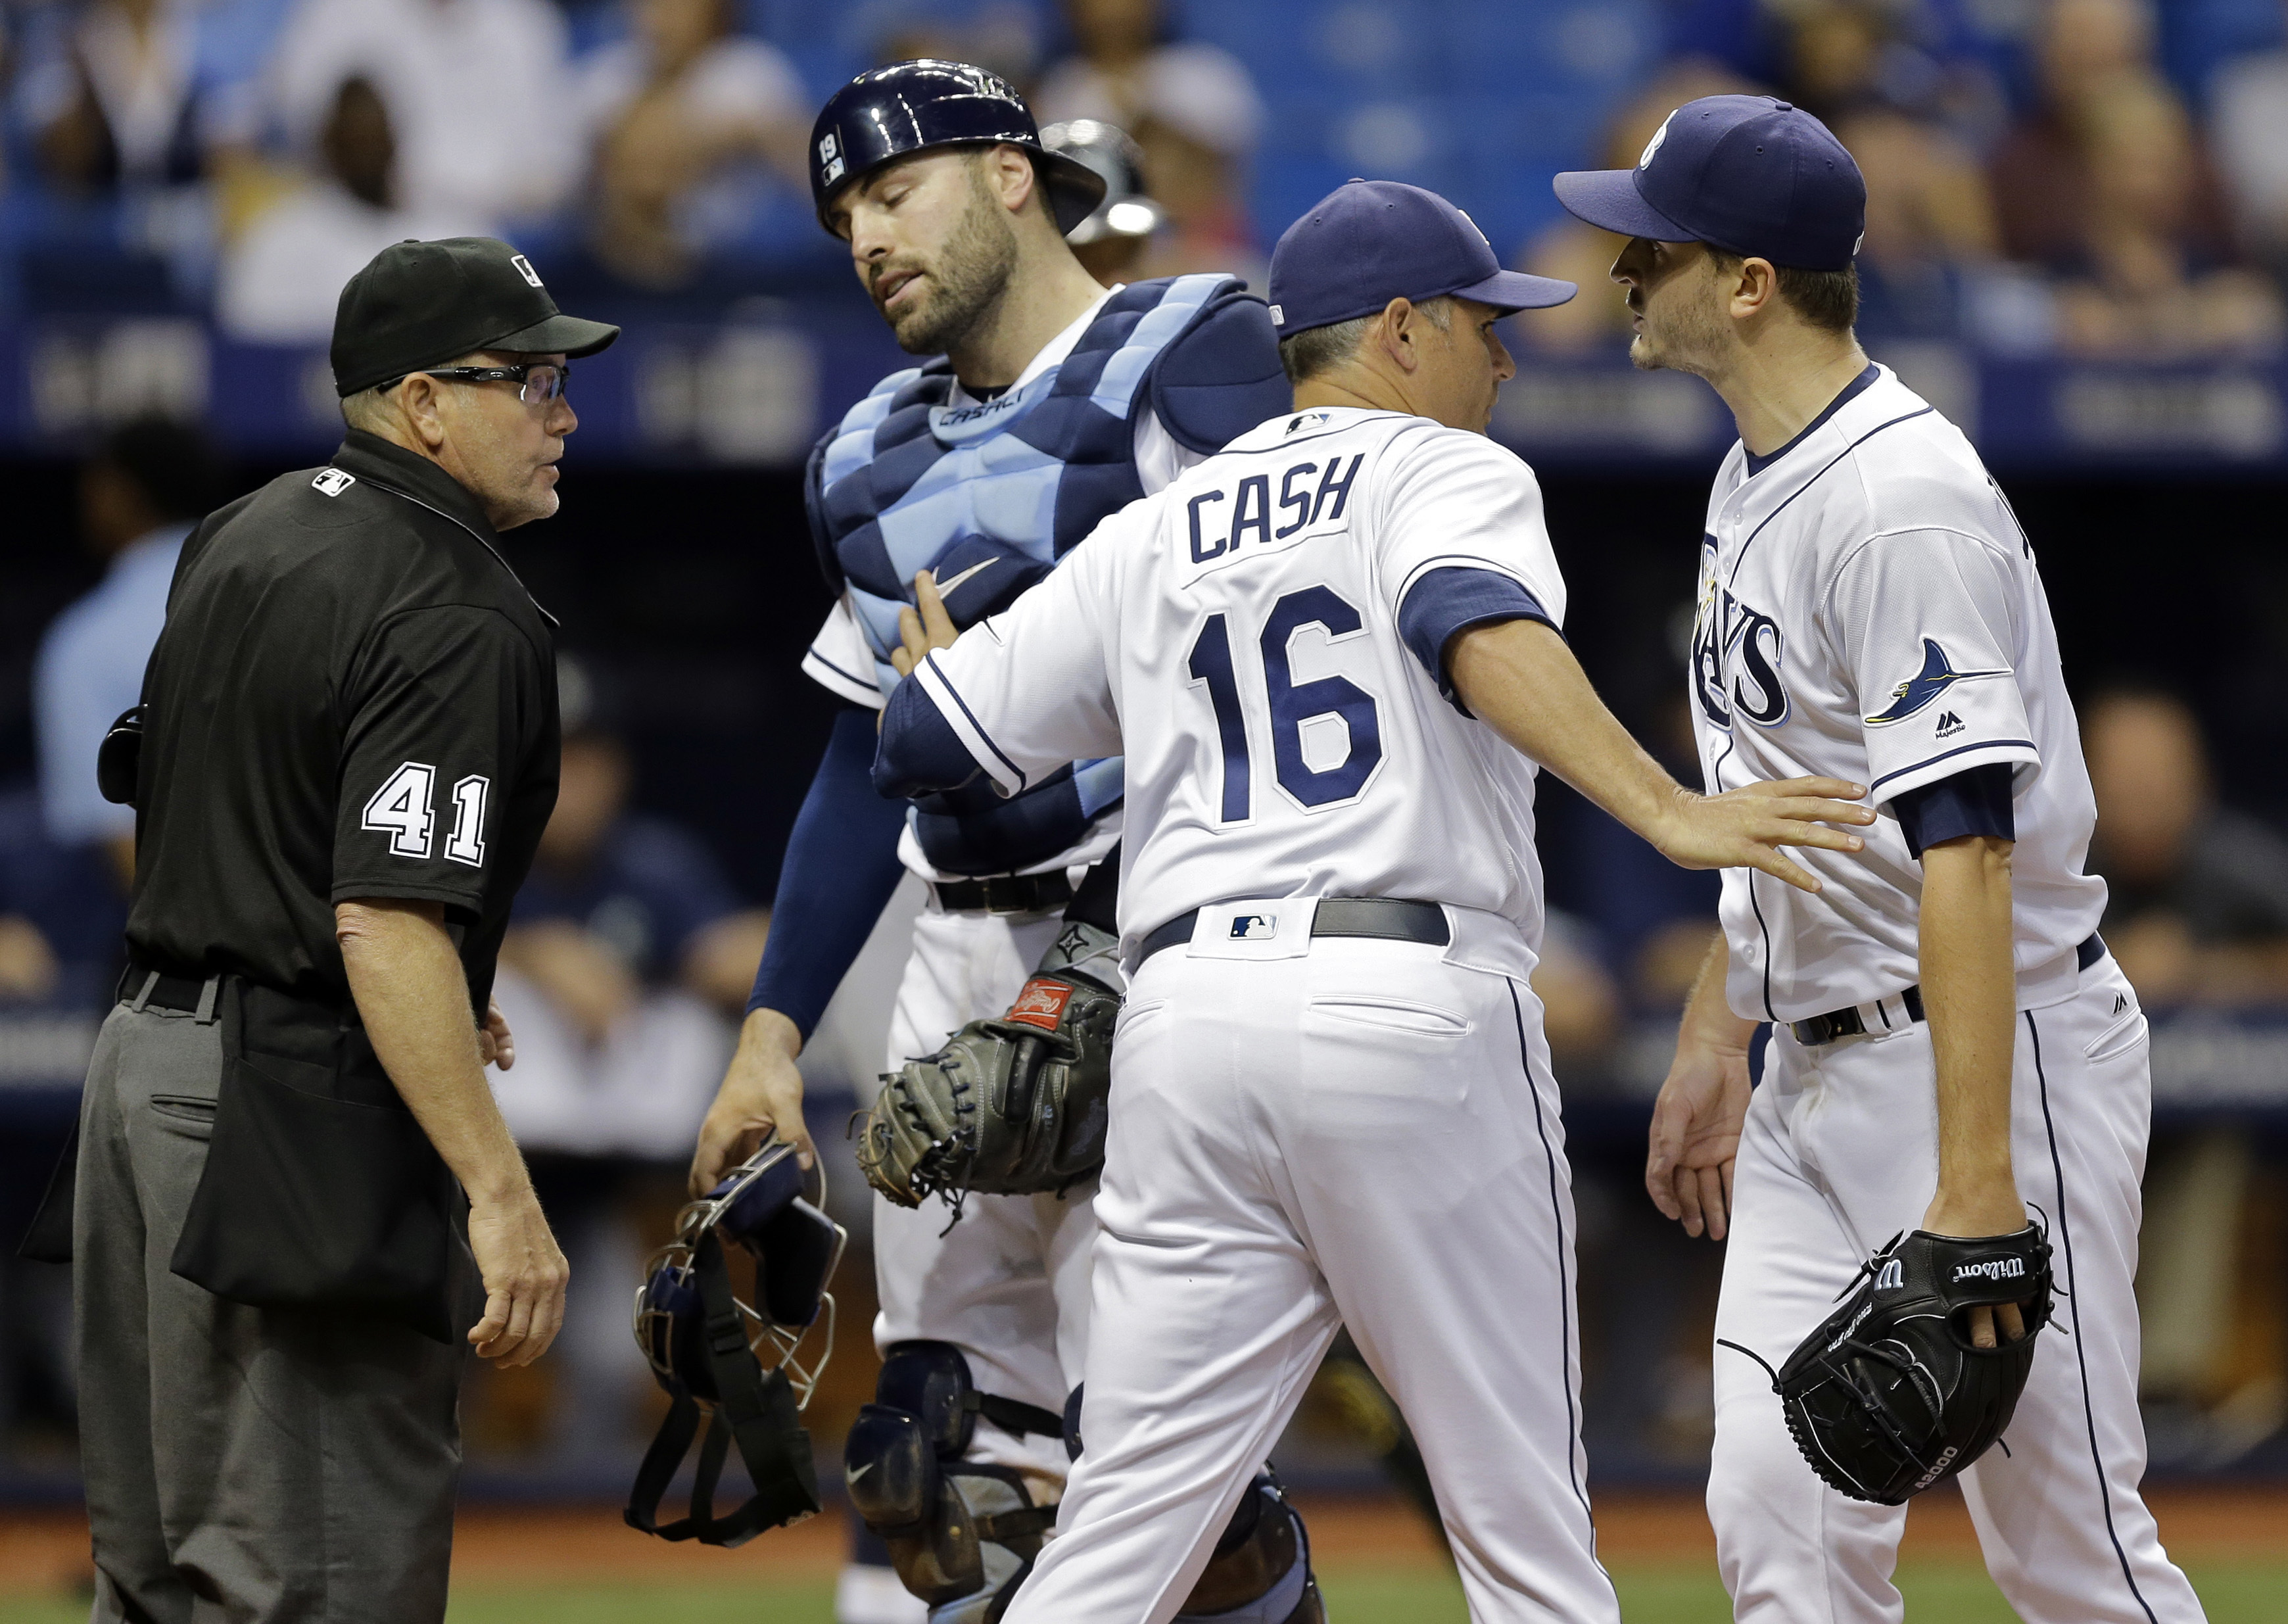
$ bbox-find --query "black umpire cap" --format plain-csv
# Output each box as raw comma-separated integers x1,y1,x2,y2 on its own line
330,237,619,398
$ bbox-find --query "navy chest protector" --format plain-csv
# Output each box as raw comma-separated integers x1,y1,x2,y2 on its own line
627,1143,846,1547
807,274,1288,876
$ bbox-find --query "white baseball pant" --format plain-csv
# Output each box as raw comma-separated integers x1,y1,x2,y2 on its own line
1709,951,2207,1623
1003,913,1620,1624
872,899,1098,1489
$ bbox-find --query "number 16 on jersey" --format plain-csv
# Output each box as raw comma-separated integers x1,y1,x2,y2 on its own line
1187,583,1384,823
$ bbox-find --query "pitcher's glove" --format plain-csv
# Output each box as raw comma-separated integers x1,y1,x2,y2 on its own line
1724,1224,2054,1505
856,923,1120,1210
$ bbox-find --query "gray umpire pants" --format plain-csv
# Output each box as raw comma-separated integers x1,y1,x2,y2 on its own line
73,992,465,1624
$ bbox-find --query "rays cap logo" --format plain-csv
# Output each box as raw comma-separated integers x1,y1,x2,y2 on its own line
1864,638,2009,727
1553,95,1866,272
1639,112,1673,168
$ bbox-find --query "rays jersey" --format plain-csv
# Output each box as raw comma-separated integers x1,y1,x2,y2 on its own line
893,406,1569,955
1690,364,2106,1022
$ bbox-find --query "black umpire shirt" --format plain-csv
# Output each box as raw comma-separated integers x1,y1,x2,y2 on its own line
126,429,560,1012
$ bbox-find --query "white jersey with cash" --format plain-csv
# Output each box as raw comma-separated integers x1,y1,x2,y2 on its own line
901,402,1619,1624
1688,364,2106,1022
911,406,1567,953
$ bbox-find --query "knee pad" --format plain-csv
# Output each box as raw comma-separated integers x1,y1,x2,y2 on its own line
845,1343,1062,1617
1174,1473,1325,1624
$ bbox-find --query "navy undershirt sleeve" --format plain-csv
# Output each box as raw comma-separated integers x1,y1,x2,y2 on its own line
747,705,915,1037
1891,761,2016,859
874,674,983,798
1394,566,1559,711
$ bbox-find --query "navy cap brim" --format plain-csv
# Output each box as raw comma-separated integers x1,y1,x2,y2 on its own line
1552,168,1694,242
1452,267,1577,312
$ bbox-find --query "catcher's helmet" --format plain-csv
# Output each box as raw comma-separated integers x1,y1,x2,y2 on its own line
809,59,1108,235
626,1143,847,1546
1041,119,1164,245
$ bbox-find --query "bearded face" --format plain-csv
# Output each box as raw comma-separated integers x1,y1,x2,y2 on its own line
856,155,1024,360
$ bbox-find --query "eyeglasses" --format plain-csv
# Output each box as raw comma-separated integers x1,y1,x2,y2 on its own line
376,362,571,406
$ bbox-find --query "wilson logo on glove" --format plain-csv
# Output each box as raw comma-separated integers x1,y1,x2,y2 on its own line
1721,1223,2055,1506
1006,978,1076,1032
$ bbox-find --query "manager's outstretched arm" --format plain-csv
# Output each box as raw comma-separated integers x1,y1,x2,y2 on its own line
1447,617,1875,890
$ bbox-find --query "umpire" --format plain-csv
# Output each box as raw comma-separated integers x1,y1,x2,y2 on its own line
60,238,614,1621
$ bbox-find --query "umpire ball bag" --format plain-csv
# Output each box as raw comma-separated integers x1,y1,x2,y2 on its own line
627,1143,846,1546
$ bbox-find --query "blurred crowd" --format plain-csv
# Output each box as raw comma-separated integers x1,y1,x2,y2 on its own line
0,0,2278,356
1524,0,2288,356
0,0,1272,326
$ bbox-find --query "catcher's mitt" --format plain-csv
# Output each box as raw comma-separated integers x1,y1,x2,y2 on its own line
1723,1224,2054,1505
856,922,1120,1211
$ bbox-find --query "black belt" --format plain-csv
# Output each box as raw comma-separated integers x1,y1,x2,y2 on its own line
1788,933,2106,1047
119,955,220,1016
1139,898,1450,965
930,872,1074,915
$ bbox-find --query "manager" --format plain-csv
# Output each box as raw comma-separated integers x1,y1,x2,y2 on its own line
64,237,613,1621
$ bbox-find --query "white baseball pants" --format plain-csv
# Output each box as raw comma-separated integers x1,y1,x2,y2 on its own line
1709,952,2207,1623
1004,914,1619,1624
872,900,1098,1487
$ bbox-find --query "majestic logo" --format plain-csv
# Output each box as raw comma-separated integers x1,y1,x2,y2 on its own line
1005,977,1075,1032
1640,113,1673,169
311,468,356,497
1865,639,2009,727
1690,558,1789,730
1935,710,1965,738
1953,1257,2026,1285
2113,992,2131,1015
1229,913,1277,941
1874,1258,1905,1291
817,130,846,187
509,254,544,288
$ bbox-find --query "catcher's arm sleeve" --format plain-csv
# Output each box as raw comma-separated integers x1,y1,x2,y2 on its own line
746,704,911,1037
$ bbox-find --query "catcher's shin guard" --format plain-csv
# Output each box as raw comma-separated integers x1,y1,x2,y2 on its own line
843,1343,1066,1621
1174,1473,1325,1624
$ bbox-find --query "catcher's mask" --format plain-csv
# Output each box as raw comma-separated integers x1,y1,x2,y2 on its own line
625,1143,847,1546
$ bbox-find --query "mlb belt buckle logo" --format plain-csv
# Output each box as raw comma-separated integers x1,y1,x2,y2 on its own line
311,469,356,496
1228,913,1277,942
1005,977,1074,1032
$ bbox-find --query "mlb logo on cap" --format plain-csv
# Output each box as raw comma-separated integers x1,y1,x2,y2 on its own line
1553,95,1865,272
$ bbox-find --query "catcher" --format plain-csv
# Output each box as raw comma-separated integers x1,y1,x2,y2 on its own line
1555,97,2206,1621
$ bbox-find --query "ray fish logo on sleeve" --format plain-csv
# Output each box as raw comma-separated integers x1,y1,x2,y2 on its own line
1865,638,2009,726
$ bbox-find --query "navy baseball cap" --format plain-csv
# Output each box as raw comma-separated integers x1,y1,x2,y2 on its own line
1552,95,1865,271
1268,180,1575,336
